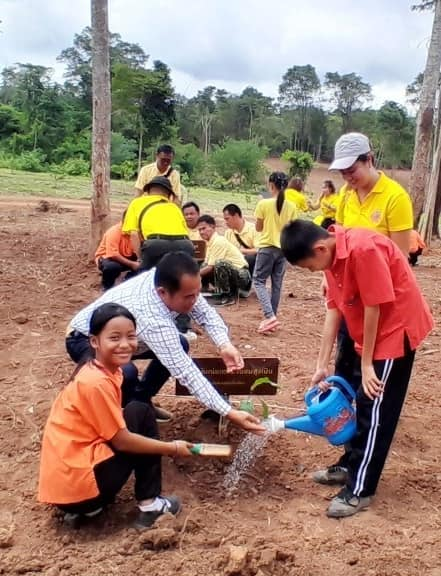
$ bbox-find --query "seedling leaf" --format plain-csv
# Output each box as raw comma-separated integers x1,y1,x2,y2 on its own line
250,377,280,392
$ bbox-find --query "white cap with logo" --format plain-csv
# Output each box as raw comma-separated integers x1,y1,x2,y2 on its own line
329,132,371,171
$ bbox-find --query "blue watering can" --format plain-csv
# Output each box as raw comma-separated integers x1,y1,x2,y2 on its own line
264,376,356,446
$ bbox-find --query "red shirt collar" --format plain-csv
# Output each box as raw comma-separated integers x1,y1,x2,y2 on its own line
328,224,348,267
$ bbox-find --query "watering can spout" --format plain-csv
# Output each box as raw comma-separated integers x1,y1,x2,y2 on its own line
283,415,325,437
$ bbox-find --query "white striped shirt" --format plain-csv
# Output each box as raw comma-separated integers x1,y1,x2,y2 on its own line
70,270,232,415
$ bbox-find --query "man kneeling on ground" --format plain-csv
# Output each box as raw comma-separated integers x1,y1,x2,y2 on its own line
197,215,252,306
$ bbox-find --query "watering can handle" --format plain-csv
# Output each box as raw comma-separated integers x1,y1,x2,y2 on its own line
325,375,356,400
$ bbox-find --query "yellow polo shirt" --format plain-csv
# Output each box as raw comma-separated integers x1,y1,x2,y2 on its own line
313,193,340,225
336,171,413,234
254,198,297,248
224,220,259,250
285,189,308,212
206,233,248,269
122,195,187,239
188,227,202,241
135,162,181,199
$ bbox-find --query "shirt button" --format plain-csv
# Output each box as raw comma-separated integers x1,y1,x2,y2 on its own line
338,284,342,288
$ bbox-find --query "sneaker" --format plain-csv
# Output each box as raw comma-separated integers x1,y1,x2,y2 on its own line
134,495,182,529
312,465,348,485
153,404,173,423
212,296,235,307
181,330,198,343
327,487,372,518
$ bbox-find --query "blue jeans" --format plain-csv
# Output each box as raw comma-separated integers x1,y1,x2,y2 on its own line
252,247,286,318
65,330,189,406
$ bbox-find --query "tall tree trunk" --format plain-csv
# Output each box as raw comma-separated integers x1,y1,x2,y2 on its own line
89,0,111,261
137,115,143,173
410,0,441,224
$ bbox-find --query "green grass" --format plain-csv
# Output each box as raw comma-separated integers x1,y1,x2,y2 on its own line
0,168,259,214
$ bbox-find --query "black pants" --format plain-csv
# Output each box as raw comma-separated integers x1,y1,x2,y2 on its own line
65,330,190,407
58,401,161,514
409,247,423,266
98,257,138,290
141,237,194,271
244,253,257,277
334,324,416,497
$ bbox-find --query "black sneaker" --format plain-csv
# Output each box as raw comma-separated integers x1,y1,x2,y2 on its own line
153,404,173,423
133,495,182,529
312,465,348,485
212,295,235,307
327,487,371,518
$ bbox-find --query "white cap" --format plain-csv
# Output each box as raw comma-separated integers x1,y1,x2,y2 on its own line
329,132,371,171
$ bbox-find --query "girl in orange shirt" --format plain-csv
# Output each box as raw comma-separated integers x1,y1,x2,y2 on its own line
39,303,193,529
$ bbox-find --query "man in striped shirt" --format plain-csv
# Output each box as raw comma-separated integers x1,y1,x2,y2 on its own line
65,252,265,434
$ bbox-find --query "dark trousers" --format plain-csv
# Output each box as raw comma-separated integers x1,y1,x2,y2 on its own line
334,323,416,497
65,330,190,407
409,247,423,266
98,257,138,290
244,253,257,277
58,401,161,514
141,237,194,271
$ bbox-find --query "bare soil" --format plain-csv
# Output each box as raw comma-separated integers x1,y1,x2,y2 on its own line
1,196,441,576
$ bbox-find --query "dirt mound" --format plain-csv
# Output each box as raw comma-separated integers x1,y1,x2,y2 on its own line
0,199,440,575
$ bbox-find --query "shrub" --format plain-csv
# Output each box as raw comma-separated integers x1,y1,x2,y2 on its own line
281,149,314,180
173,143,206,184
2,150,47,172
50,157,90,176
211,139,268,187
111,160,137,180
111,132,137,165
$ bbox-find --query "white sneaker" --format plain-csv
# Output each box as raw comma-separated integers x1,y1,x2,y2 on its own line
181,330,198,343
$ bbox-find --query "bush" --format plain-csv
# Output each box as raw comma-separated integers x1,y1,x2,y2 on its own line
50,157,90,176
0,150,47,172
111,132,137,165
281,149,314,180
173,143,206,184
210,139,268,187
111,160,137,180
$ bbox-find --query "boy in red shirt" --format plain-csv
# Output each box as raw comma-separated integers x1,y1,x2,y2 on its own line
95,214,139,290
281,219,433,518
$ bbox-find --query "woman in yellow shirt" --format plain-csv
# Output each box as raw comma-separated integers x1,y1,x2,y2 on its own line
285,177,309,212
254,172,297,334
309,180,340,229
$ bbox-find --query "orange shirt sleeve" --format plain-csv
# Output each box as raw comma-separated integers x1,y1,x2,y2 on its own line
353,242,395,307
104,224,123,259
77,381,126,441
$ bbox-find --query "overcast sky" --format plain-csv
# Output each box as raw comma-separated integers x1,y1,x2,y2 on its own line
0,0,434,109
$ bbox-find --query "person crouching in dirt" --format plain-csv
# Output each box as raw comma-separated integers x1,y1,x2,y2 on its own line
65,251,265,434
95,211,140,290
197,214,252,307
281,220,433,518
40,303,193,529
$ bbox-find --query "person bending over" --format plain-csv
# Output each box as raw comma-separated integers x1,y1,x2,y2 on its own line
281,220,433,518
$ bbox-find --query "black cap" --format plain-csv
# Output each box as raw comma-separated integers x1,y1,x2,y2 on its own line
144,176,175,196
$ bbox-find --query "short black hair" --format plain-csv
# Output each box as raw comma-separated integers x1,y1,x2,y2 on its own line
154,252,200,294
197,214,216,226
182,201,200,213
157,144,175,155
223,203,242,217
281,219,329,264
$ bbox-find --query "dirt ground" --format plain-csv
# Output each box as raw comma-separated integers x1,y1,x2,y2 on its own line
1,196,441,576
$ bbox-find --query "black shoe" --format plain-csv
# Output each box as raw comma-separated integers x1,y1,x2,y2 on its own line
200,409,221,423
212,295,235,307
133,495,182,529
153,404,173,423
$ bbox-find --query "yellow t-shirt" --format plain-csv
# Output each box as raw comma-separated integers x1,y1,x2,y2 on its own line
285,189,308,212
122,195,165,234
313,193,341,225
135,162,181,199
224,220,259,250
188,227,202,241
205,233,248,269
139,199,188,239
336,171,413,234
254,198,298,248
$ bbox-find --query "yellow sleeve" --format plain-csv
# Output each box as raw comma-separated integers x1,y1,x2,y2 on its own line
122,199,140,233
135,166,153,192
299,194,308,212
335,186,347,225
254,200,266,220
170,170,181,199
386,192,414,232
